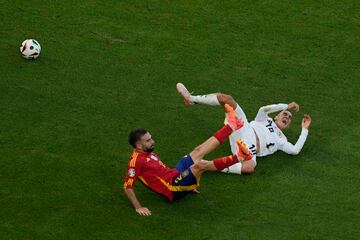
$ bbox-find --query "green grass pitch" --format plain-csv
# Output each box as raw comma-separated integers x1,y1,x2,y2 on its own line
1,0,360,239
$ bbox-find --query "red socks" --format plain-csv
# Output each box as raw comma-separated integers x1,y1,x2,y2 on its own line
212,124,239,170
213,124,232,144
213,155,239,171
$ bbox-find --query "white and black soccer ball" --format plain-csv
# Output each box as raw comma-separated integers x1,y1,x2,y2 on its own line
20,39,41,60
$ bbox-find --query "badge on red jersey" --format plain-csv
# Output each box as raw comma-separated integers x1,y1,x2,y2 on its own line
150,155,158,161
128,168,135,177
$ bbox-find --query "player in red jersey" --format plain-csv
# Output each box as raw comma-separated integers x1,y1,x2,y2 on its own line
123,104,253,216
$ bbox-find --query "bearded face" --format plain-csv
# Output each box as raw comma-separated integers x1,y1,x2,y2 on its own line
136,132,155,153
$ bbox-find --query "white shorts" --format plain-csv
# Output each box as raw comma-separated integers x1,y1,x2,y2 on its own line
226,104,257,166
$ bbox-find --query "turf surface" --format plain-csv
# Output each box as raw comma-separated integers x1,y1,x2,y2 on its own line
1,0,360,239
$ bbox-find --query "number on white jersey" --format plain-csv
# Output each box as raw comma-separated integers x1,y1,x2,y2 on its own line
265,120,274,133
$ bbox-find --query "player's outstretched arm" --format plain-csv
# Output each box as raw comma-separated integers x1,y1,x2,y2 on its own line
124,188,151,216
279,114,311,155
255,103,288,121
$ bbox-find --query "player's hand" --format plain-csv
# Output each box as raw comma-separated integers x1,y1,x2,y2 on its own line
302,114,311,129
136,207,152,216
287,102,300,112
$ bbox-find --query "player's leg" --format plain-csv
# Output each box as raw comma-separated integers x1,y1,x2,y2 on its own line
222,158,256,175
217,94,238,110
172,154,223,199
189,104,243,162
176,83,238,110
176,83,248,122
176,83,220,106
223,125,257,174
189,137,221,162
190,140,253,180
241,160,255,174
171,148,252,200
171,155,200,200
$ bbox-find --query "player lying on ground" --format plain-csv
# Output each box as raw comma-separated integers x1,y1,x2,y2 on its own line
176,83,311,175
123,105,252,216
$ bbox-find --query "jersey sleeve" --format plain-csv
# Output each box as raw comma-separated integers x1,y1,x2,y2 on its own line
278,128,309,155
255,103,288,122
123,153,143,189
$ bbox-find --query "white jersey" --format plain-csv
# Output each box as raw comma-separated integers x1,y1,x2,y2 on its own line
225,103,308,175
250,104,309,156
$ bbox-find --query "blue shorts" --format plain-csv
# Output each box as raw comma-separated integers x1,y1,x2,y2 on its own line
172,155,198,200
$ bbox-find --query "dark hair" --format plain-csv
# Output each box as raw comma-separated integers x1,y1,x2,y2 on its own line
128,128,148,148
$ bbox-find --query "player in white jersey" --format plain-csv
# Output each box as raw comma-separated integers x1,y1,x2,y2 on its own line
176,83,311,175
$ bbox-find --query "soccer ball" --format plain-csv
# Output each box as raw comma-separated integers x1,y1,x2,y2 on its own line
20,39,41,60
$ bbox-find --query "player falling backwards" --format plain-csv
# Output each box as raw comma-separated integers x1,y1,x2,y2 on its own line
123,104,252,216
176,83,311,175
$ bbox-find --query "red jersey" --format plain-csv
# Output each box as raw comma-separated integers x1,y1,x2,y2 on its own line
123,150,179,200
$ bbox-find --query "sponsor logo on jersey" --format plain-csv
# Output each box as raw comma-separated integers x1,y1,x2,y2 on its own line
128,168,135,177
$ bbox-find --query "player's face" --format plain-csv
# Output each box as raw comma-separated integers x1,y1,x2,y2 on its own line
275,110,292,129
137,132,155,153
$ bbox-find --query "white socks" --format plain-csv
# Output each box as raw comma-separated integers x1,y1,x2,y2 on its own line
189,94,220,106
221,162,242,175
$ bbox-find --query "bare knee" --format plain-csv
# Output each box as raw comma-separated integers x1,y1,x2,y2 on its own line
217,94,237,109
241,160,255,174
190,160,208,178
192,161,207,171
